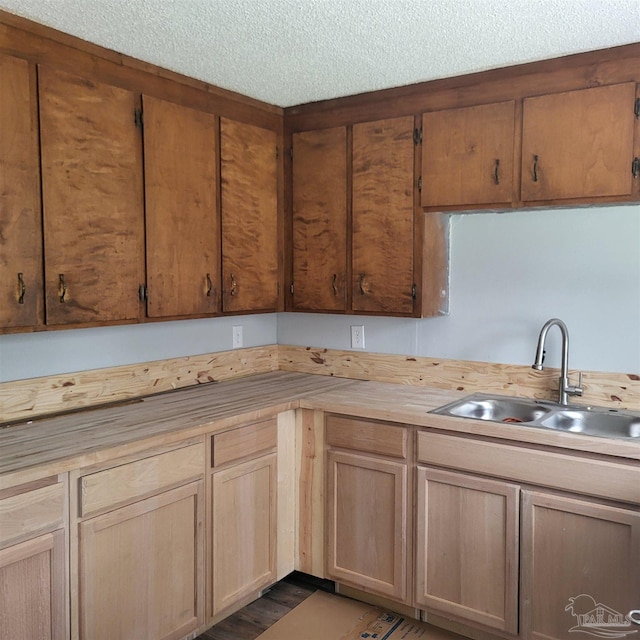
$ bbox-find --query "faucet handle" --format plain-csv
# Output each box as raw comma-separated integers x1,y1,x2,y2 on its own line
567,371,584,397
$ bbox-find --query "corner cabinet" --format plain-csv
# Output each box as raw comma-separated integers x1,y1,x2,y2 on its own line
221,119,279,313
71,441,205,640
0,53,43,331
0,475,68,640
209,418,278,619
142,95,220,318
289,117,449,317
521,83,638,203
39,66,146,327
325,415,408,602
291,127,348,312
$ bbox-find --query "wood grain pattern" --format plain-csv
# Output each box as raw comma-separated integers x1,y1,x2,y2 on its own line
326,449,407,602
422,101,516,207
0,345,278,423
291,127,348,311
143,95,220,318
221,119,278,312
0,530,67,640
520,491,640,640
352,116,415,315
0,481,65,548
416,430,640,504
326,415,407,459
0,54,42,331
212,419,276,467
79,442,203,517
78,481,204,640
415,467,519,633
278,345,640,411
295,409,326,577
39,66,145,326
521,83,636,201
276,410,296,581
211,453,276,616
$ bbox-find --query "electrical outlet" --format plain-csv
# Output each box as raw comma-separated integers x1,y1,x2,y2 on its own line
350,325,365,349
232,325,243,349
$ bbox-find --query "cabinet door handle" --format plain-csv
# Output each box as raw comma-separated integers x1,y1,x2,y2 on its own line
230,273,237,297
17,272,25,304
58,273,67,303
331,273,338,296
206,273,213,297
494,159,500,185
632,157,640,179
359,273,366,295
532,155,539,182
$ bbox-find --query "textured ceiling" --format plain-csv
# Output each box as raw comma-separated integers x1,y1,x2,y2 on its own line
0,0,639,107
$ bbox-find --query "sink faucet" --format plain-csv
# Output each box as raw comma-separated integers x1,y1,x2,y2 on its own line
532,318,583,405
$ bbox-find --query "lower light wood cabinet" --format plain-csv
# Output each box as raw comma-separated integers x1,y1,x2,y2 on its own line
72,441,205,640
0,475,68,640
521,491,640,640
415,467,519,634
209,419,278,618
325,415,408,603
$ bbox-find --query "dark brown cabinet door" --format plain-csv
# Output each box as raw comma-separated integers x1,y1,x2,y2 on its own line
0,54,43,330
422,101,515,208
352,116,415,315
221,119,278,313
292,127,347,312
521,83,636,202
39,66,145,326
143,96,219,318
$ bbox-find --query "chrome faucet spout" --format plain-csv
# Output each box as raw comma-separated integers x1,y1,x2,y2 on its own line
531,318,583,405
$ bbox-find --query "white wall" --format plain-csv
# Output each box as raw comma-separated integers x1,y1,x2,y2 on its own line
1,205,638,383
0,314,277,382
279,205,640,375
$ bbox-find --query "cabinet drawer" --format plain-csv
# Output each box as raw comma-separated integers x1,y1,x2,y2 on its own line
212,418,277,467
0,478,65,548
79,443,203,517
417,431,640,504
326,415,407,459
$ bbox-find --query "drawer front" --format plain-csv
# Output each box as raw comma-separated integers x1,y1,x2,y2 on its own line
417,431,640,504
0,480,65,548
212,418,277,467
326,415,407,459
80,443,203,517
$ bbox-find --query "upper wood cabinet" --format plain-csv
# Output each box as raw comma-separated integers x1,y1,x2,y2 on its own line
521,83,637,202
0,54,43,331
291,127,348,312
421,101,516,208
142,95,220,318
221,118,278,313
39,66,145,326
352,116,416,315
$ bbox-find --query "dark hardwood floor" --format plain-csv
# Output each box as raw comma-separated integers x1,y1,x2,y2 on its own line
198,574,327,640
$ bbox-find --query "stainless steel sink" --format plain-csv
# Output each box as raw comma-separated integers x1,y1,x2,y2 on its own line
431,393,640,440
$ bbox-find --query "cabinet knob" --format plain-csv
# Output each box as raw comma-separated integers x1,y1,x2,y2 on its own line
17,272,25,304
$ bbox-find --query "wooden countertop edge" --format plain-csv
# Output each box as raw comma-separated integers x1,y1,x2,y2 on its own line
2,373,638,488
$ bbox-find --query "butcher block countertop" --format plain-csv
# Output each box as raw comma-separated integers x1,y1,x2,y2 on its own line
2,371,639,488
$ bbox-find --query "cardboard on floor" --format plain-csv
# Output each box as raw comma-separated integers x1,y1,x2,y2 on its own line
256,590,468,640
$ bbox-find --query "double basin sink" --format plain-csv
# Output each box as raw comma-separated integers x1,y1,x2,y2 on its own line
431,393,640,440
